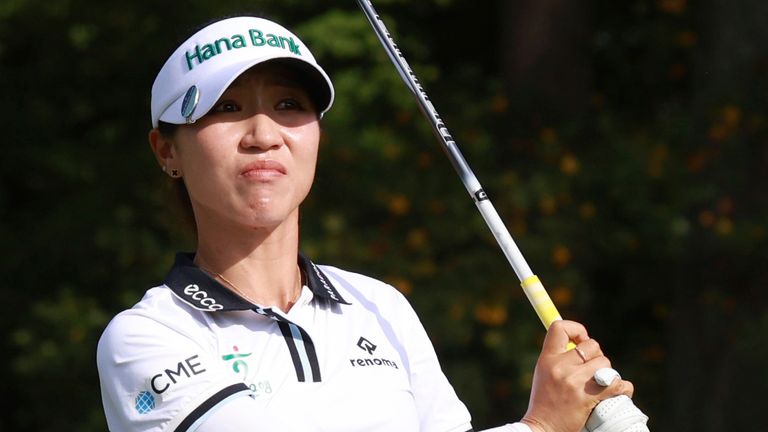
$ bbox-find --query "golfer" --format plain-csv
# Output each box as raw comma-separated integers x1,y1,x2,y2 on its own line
97,16,634,432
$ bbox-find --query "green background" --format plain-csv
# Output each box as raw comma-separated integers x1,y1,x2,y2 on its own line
2,0,767,430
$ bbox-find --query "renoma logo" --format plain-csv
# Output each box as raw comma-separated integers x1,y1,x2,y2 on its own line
357,337,377,354
350,336,398,370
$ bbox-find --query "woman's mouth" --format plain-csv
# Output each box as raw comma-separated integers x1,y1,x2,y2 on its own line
240,160,286,180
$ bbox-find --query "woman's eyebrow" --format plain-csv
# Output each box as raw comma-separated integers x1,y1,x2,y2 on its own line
267,76,305,90
226,76,304,91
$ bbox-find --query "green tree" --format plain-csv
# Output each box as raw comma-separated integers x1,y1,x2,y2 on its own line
2,0,766,431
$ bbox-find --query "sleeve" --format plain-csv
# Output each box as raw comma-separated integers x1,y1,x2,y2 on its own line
192,393,319,432
477,423,534,432
391,291,474,432
97,310,248,432
393,293,533,432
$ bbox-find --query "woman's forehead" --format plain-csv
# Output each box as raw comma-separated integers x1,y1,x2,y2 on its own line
229,62,307,90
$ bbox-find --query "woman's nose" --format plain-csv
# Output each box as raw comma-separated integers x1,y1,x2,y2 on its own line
240,113,283,151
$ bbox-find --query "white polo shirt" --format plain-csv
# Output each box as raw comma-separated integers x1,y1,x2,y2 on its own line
98,252,481,432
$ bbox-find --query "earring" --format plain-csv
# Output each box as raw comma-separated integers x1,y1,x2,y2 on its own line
163,165,180,178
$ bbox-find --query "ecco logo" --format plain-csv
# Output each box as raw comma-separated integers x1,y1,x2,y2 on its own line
183,284,223,311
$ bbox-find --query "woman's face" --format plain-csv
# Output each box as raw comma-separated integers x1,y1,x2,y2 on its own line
169,63,321,231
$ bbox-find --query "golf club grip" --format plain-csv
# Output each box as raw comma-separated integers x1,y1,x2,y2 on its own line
356,2,649,431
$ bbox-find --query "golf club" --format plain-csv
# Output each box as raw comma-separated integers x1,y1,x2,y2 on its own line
356,1,650,431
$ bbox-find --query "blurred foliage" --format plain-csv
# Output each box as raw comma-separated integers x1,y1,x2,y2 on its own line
2,0,766,431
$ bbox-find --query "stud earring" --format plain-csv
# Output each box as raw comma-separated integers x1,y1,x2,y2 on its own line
171,169,180,178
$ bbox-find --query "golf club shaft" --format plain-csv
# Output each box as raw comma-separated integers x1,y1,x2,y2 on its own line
355,10,651,432
356,0,562,330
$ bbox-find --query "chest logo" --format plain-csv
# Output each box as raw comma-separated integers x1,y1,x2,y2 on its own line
222,345,253,376
350,336,399,370
221,346,274,398
357,336,377,355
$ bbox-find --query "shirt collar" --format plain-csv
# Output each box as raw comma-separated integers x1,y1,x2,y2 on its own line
164,252,350,312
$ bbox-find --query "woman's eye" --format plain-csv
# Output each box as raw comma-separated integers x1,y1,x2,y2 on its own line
276,98,304,111
212,101,240,112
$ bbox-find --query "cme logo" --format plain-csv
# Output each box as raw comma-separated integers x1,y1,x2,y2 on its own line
150,354,208,394
135,391,155,414
183,284,224,311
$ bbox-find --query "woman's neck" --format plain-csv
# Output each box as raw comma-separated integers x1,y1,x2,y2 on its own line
192,210,303,312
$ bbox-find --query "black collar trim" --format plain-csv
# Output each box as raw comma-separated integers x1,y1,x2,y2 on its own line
164,252,350,312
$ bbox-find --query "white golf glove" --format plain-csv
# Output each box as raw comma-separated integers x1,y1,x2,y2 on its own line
582,368,649,432
482,368,649,432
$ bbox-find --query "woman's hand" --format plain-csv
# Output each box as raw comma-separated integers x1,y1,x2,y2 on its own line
521,320,634,432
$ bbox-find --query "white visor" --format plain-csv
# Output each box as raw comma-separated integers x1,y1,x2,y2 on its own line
150,16,334,127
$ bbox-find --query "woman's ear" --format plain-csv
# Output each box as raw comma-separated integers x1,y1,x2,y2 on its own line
149,129,182,177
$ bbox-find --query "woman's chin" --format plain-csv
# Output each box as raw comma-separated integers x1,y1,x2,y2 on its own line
242,208,299,231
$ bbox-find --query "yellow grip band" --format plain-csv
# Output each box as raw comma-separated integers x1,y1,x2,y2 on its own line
521,275,563,330
521,275,577,351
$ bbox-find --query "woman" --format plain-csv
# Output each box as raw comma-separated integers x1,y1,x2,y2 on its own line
97,16,634,432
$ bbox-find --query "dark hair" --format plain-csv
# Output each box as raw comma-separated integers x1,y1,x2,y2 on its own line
157,121,197,235
157,121,178,138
